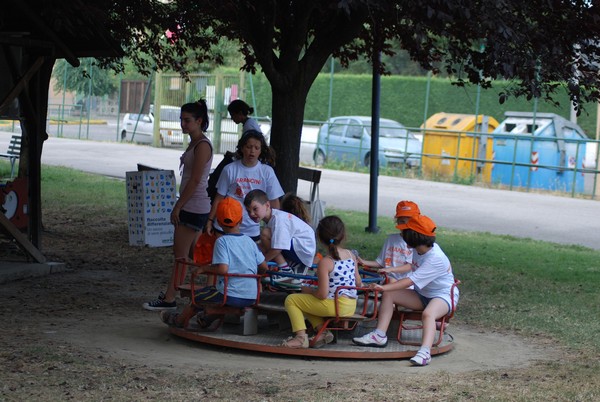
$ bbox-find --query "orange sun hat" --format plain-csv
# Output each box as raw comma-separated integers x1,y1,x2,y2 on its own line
400,214,437,237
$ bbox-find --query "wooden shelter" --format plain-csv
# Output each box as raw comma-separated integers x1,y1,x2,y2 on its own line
0,0,122,261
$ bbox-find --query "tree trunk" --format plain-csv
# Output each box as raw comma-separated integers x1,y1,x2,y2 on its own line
269,85,310,195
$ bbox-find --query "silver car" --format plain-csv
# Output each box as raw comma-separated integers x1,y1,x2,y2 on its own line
314,116,422,167
120,105,183,146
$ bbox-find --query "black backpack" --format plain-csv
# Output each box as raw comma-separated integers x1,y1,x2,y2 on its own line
207,151,235,204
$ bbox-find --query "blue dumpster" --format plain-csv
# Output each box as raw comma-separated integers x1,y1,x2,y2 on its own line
492,112,587,193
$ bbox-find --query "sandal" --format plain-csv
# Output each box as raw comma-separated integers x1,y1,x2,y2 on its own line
160,311,183,328
196,312,222,332
281,334,309,349
310,330,334,348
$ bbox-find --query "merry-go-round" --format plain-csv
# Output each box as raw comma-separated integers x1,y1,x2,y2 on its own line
162,259,458,360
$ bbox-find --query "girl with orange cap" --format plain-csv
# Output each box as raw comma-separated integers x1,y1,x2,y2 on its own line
353,214,459,367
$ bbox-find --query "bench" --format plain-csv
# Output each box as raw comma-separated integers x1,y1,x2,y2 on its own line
0,134,21,179
297,167,322,228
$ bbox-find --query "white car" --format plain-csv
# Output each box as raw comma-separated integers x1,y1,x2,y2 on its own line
120,105,183,146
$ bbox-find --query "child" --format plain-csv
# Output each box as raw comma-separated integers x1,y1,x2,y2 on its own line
357,200,420,282
281,193,311,226
227,99,262,135
244,189,316,275
206,130,284,240
161,197,268,328
352,215,459,366
280,216,362,349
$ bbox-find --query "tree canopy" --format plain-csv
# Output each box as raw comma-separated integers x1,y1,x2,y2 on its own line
52,58,119,98
99,0,600,192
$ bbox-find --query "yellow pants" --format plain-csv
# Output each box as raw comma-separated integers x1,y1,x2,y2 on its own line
284,293,357,332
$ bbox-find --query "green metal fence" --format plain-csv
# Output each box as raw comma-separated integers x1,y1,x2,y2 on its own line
154,72,247,153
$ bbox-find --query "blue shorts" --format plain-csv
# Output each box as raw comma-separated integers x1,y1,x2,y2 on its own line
193,286,256,308
179,210,209,232
417,293,452,316
281,242,303,266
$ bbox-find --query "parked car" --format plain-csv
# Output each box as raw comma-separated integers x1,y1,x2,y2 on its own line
120,105,183,146
314,116,422,168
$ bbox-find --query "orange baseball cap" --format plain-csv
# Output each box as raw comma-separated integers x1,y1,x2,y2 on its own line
217,197,243,228
397,214,437,237
395,200,420,227
395,200,420,218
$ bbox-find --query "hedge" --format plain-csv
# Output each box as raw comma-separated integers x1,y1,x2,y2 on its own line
242,72,598,138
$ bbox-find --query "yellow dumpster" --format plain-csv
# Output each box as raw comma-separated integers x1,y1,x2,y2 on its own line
421,112,499,182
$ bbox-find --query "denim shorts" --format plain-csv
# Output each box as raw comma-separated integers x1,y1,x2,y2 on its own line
179,210,209,232
193,286,255,308
417,293,452,316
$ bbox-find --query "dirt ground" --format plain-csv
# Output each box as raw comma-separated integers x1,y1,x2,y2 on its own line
0,208,565,401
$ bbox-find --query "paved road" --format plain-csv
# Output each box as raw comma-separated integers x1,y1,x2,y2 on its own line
2,132,599,250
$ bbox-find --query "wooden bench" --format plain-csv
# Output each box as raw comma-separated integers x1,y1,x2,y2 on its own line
297,167,322,227
0,134,21,179
297,166,321,206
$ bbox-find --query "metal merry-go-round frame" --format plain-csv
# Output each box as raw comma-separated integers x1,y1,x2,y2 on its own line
166,268,455,360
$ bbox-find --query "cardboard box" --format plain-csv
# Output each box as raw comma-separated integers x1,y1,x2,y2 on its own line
126,170,176,247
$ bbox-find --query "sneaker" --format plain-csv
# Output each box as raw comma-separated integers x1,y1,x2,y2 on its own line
289,262,308,275
142,292,177,311
410,350,431,366
272,267,295,282
352,331,388,348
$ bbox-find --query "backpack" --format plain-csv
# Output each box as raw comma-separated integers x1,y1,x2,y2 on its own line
206,151,236,204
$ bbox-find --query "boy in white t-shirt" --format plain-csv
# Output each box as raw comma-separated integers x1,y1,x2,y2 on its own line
244,189,316,276
357,200,420,282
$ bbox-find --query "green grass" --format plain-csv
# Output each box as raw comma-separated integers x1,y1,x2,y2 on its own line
5,162,600,354
40,166,126,216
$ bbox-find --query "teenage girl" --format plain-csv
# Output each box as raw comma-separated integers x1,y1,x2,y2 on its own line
281,215,362,349
143,100,213,311
227,99,261,134
206,130,283,240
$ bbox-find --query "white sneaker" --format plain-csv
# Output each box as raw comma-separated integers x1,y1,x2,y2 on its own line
410,350,431,366
352,331,388,348
272,268,294,282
